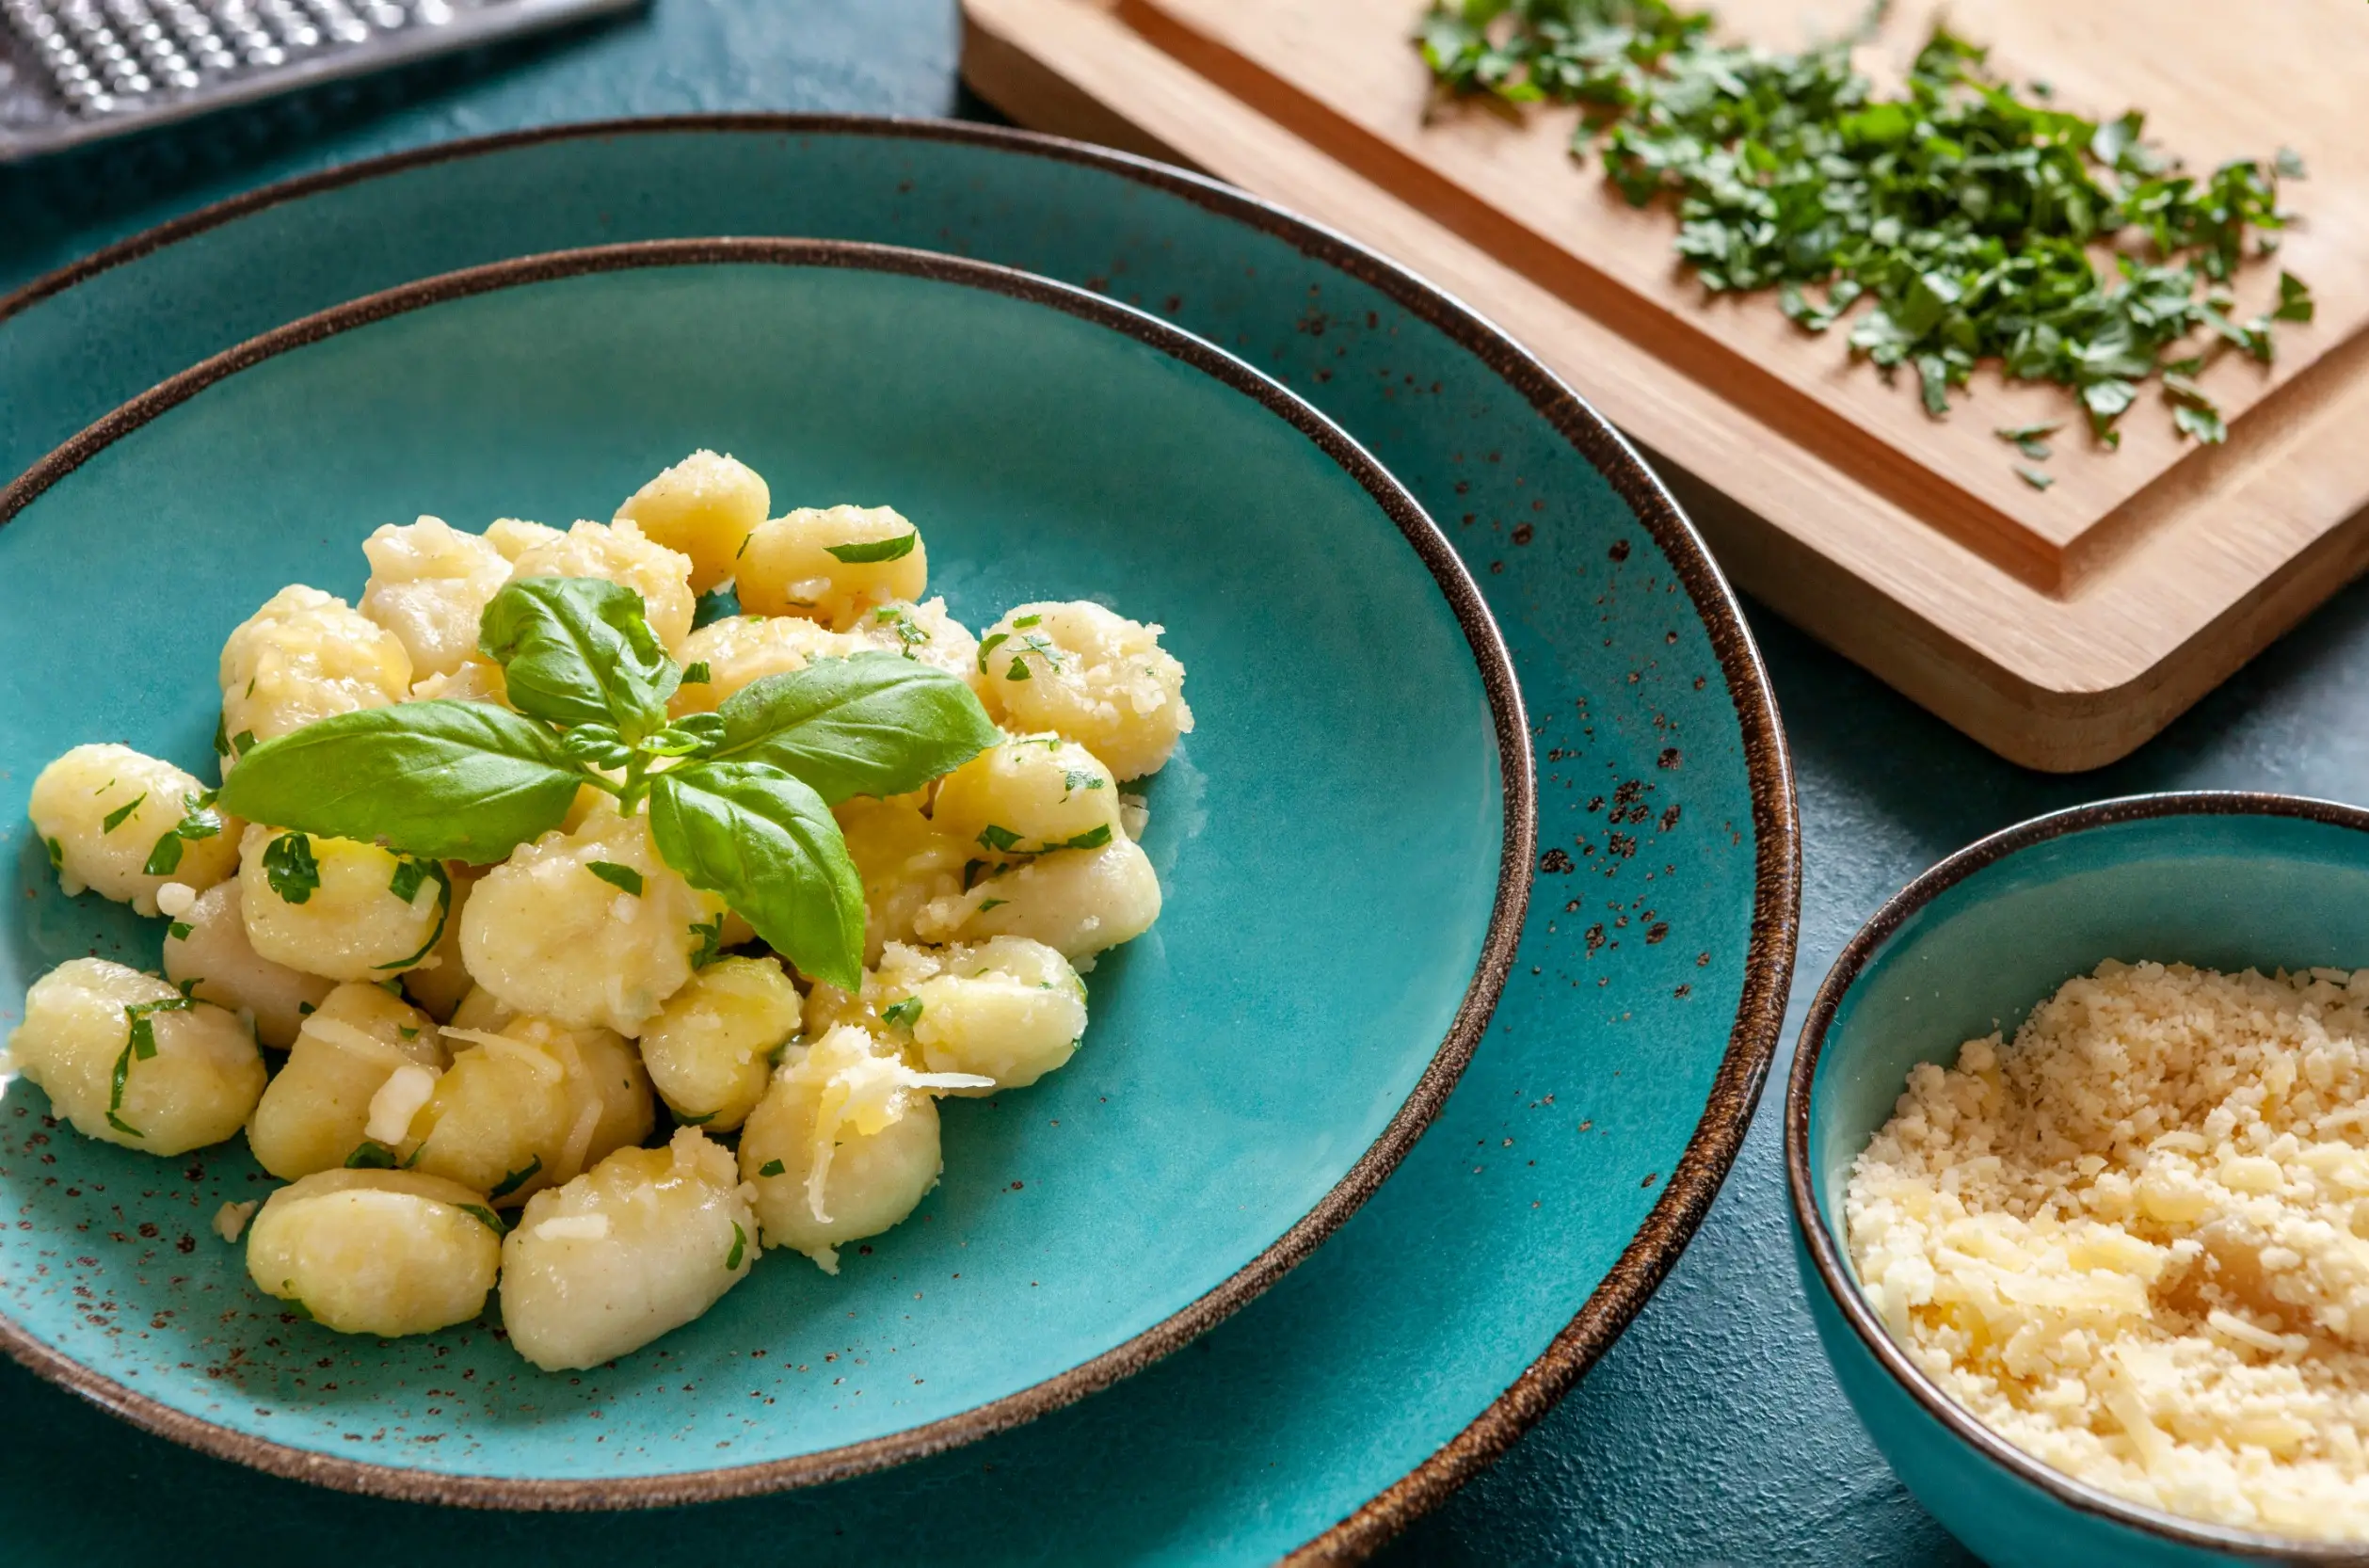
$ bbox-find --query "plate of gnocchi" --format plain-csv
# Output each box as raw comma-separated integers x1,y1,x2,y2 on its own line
0,238,1530,1502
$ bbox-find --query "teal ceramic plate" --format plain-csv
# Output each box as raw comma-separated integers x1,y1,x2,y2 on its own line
0,120,1798,1560
0,237,1530,1501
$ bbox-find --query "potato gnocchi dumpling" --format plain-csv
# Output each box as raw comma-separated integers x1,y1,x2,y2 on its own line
667,613,864,716
873,937,1087,1092
932,732,1123,863
359,515,512,680
29,744,240,916
500,1128,756,1370
638,956,801,1132
248,982,444,1180
919,834,1162,964
507,518,696,654
459,806,724,1037
737,504,927,627
979,601,1192,780
836,798,968,967
247,1168,502,1336
850,598,984,693
740,1024,985,1272
162,879,333,1048
238,824,449,983
14,454,1196,1373
8,957,264,1154
613,449,770,594
218,585,411,766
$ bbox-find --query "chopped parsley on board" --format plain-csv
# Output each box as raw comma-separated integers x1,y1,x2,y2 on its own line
1416,0,2311,464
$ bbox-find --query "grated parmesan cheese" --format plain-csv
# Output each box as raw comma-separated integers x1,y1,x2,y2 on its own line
533,1213,610,1242
214,1199,259,1243
365,1063,439,1145
1847,960,2369,1540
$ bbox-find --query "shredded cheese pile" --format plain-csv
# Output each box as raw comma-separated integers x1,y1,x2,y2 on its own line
1847,960,2369,1539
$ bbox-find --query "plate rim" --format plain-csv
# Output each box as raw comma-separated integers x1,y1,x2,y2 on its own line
0,114,1801,1559
0,234,1537,1507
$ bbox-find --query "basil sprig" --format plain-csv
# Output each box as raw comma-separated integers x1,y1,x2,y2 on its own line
216,576,994,988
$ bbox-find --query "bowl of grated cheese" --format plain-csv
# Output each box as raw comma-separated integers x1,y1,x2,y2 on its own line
1788,792,2369,1564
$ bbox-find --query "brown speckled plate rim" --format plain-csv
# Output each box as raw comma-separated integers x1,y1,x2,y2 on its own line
1786,790,2369,1564
0,116,1802,1558
0,233,1538,1510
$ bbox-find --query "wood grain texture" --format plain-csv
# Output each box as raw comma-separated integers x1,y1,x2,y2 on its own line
961,0,2369,770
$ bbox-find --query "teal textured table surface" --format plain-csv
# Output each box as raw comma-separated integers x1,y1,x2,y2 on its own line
4,3,2363,1562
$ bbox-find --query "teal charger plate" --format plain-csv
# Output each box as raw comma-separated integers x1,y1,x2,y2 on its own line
1790,794,2369,1567
0,120,1799,1560
0,236,1529,1500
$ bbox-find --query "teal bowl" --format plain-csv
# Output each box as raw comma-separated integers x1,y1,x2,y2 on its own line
1787,793,2369,1566
0,239,1531,1503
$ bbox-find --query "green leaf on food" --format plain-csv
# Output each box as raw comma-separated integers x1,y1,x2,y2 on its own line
587,861,645,897
648,761,865,991
881,997,923,1029
726,1222,747,1271
758,1159,787,1177
344,1140,401,1170
707,654,997,806
456,1204,507,1235
216,701,583,865
101,793,146,834
488,1157,542,1201
262,831,320,904
479,577,680,742
823,532,918,564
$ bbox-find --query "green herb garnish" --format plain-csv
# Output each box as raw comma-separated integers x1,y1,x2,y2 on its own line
678,1110,717,1127
976,632,1009,673
977,824,1026,854
824,532,918,564
1993,423,2058,462
1415,2,2313,447
688,915,727,970
44,836,63,872
976,898,1008,913
587,861,646,897
215,579,999,993
142,792,226,875
262,831,320,904
456,1204,507,1236
758,1158,787,1177
167,921,193,942
107,996,196,1137
101,793,146,834
1012,614,1041,629
488,1156,542,1201
344,1140,401,1169
681,661,712,685
2016,465,2055,491
881,997,924,1029
726,1221,747,1271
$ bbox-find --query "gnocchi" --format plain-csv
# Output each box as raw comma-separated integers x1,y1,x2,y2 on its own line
247,1168,502,1336
238,823,449,983
740,1024,985,1272
978,601,1192,780
637,956,802,1132
737,504,927,626
458,805,724,1037
359,515,512,679
247,982,444,1180
162,879,334,1048
218,584,411,765
500,1128,756,1370
8,957,264,1154
612,449,770,593
29,743,240,916
12,448,1193,1372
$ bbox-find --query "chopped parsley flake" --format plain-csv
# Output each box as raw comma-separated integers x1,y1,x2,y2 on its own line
688,915,727,969
587,861,646,897
263,831,320,904
1012,614,1041,629
101,793,147,834
456,1204,507,1235
344,1140,401,1169
976,898,1009,913
882,997,924,1029
759,1159,787,1177
488,1156,542,1200
681,661,712,685
977,824,1025,854
726,1221,747,1271
824,532,919,564
1416,0,2313,448
167,921,193,942
2016,465,2056,490
976,632,1010,673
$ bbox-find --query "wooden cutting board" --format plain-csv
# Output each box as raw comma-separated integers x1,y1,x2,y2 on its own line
961,0,2369,770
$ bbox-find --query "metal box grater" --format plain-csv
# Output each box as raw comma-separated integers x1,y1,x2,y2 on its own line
0,0,637,161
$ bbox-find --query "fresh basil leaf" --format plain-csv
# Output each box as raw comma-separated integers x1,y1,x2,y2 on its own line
824,532,917,564
216,701,581,864
479,576,680,742
263,832,321,904
648,761,864,990
708,654,997,805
